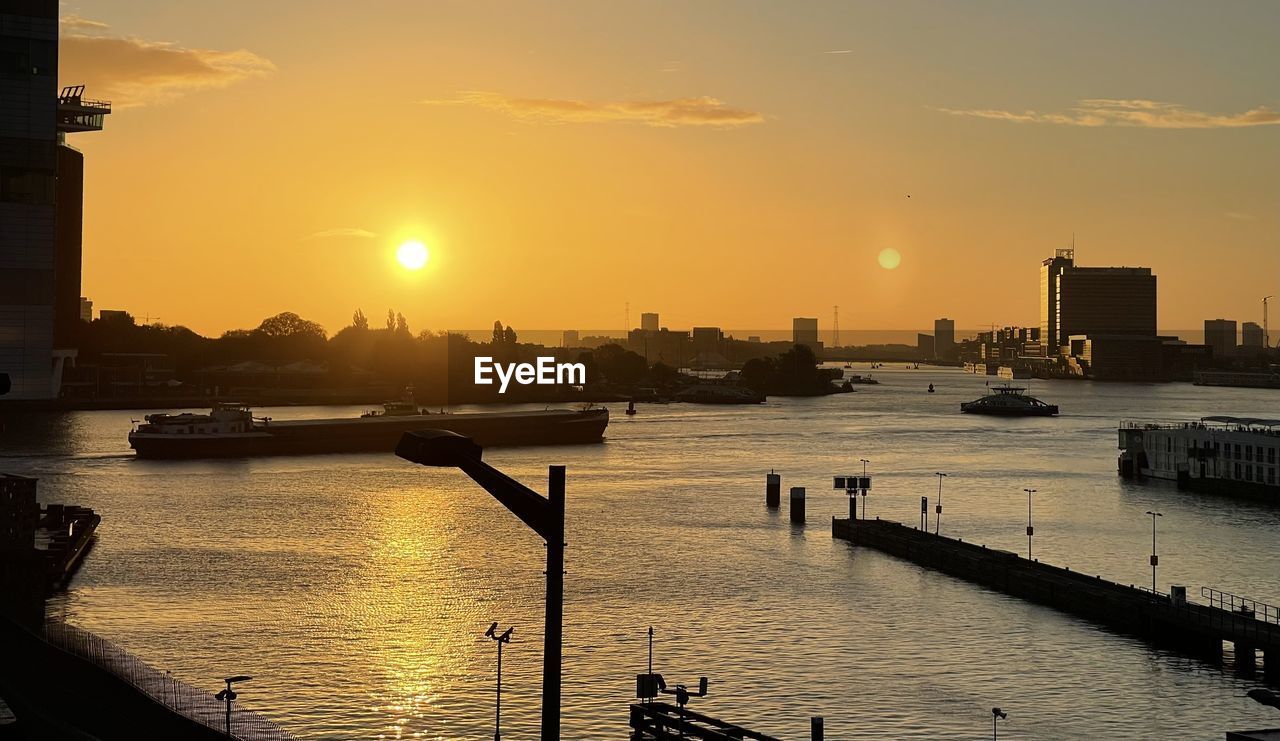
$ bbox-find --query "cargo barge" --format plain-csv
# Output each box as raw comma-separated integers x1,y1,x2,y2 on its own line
128,402,609,459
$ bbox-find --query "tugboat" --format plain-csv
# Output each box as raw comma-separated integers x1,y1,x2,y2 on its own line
960,385,1058,416
361,388,423,417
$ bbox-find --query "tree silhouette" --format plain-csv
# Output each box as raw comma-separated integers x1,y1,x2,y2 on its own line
352,309,369,330
255,312,327,340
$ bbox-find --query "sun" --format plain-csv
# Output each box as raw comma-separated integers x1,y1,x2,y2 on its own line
396,240,429,270
878,248,901,270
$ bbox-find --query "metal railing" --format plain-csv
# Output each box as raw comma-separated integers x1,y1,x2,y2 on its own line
43,619,295,741
1202,587,1280,625
630,702,783,741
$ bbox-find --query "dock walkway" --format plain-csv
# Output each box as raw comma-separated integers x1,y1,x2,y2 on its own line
833,517,1280,676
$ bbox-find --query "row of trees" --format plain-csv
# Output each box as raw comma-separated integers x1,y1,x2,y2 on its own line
78,310,676,399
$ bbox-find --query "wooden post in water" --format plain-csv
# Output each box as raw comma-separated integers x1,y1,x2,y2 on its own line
766,471,781,508
790,487,805,523
811,716,824,740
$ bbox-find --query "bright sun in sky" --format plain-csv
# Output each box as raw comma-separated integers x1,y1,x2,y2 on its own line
396,240,429,270
878,248,901,270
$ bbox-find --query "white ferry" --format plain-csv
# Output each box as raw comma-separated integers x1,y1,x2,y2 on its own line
1118,416,1280,498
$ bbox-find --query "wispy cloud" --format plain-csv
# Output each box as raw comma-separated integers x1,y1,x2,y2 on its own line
60,15,275,107
422,91,765,128
937,99,1280,129
1226,212,1254,220
61,14,110,32
823,50,854,55
305,228,378,240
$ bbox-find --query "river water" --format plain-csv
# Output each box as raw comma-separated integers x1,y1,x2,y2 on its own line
4,366,1280,739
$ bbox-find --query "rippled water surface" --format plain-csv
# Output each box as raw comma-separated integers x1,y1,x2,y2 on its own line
6,367,1280,739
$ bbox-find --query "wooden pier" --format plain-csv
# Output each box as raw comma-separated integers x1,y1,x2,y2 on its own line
833,516,1280,677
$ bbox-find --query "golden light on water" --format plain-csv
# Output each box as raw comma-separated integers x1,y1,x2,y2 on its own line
396,240,429,270
878,248,901,270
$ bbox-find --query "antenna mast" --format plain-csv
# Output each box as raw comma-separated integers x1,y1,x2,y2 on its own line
833,305,840,348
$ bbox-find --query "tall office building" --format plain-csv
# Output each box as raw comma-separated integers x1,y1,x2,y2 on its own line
0,5,109,399
1,1,58,399
792,317,818,346
1242,322,1264,350
1204,319,1237,359
933,318,955,357
640,312,659,332
1039,249,1156,356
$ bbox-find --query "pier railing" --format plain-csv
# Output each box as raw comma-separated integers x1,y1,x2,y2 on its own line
630,702,783,741
43,619,295,741
1202,587,1280,626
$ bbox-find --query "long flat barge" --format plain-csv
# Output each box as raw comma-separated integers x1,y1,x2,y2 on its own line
128,404,609,459
833,516,1280,678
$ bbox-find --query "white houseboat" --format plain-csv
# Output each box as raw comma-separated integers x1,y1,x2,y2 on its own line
1118,416,1280,499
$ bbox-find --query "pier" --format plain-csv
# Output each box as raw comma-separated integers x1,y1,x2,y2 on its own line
833,516,1280,676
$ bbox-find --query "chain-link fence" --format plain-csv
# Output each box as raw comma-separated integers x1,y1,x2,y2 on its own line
43,619,296,741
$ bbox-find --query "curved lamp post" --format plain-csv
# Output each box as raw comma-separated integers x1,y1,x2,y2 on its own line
396,430,564,740
215,675,252,738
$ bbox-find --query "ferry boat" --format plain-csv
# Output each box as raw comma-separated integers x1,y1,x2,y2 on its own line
128,402,609,459
959,386,1058,416
1118,416,1280,499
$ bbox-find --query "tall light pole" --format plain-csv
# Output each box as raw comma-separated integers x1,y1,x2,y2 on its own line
1023,489,1036,559
934,473,947,535
1146,510,1163,593
215,675,251,738
859,459,870,518
486,622,514,740
396,430,565,740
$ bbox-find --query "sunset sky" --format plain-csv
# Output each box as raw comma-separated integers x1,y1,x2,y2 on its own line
61,0,1280,338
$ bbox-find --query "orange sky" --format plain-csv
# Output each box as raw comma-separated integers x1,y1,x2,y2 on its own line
61,1,1280,338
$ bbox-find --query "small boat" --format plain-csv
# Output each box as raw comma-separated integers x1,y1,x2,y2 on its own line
626,400,637,416
928,383,935,393
960,386,1058,416
361,388,423,417
845,374,879,385
843,363,853,369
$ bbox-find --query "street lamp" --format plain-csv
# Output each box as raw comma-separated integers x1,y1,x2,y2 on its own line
1146,510,1163,594
934,473,947,535
992,707,1007,740
214,675,251,738
1023,489,1036,559
486,622,515,740
396,430,565,740
859,460,870,518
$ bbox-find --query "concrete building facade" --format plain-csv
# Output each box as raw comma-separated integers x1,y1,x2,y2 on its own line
1205,319,1237,359
792,317,818,346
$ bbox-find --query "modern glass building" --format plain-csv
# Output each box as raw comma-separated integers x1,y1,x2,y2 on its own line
0,0,58,399
1039,250,1156,357
0,3,109,399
